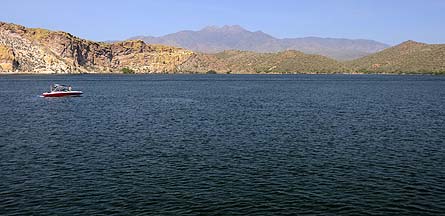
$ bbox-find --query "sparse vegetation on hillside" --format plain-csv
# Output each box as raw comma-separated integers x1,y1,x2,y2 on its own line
28,28,52,40
180,50,349,74
348,41,445,74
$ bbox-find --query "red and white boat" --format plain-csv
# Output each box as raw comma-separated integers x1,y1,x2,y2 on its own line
42,84,83,97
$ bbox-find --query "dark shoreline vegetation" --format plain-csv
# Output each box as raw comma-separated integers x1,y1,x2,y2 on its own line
121,67,135,74
1,22,445,75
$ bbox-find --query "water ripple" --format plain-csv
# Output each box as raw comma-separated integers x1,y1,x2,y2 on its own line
1,74,444,215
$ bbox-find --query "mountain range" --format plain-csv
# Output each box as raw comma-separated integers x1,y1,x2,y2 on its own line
0,22,444,74
129,25,389,60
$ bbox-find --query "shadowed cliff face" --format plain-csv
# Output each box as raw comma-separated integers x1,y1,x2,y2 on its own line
0,22,194,73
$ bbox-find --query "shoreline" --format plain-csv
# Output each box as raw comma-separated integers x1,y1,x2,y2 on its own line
0,72,443,76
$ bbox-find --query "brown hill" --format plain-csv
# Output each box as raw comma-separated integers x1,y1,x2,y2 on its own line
348,40,445,74
180,50,349,74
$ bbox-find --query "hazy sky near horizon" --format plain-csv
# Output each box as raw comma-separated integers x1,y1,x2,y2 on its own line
1,0,444,45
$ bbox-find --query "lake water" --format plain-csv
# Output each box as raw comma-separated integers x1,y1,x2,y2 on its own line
1,74,444,215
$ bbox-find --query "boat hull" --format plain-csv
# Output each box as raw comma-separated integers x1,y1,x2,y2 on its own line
42,91,83,97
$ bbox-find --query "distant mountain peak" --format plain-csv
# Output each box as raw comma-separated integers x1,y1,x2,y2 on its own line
398,40,427,46
201,25,219,31
201,25,247,32
221,25,244,31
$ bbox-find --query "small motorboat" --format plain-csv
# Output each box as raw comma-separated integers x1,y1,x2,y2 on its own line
42,84,83,97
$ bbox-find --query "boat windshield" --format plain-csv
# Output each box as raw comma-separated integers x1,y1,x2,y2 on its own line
51,84,72,92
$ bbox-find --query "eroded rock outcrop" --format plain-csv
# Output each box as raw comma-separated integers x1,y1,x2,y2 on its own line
0,22,195,73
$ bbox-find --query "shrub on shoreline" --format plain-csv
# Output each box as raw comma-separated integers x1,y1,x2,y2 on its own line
121,67,135,74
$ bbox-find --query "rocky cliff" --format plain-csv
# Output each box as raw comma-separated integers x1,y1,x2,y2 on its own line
0,22,194,73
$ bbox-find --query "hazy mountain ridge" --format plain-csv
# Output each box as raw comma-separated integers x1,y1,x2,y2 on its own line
130,25,389,60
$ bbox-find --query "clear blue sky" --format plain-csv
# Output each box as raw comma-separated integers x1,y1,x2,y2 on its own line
1,0,444,45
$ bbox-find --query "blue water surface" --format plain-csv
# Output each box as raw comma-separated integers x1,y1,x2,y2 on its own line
1,74,444,215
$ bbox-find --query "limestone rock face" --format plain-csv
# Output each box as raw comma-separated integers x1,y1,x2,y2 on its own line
0,44,17,71
0,24,74,73
0,22,195,73
110,41,194,73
